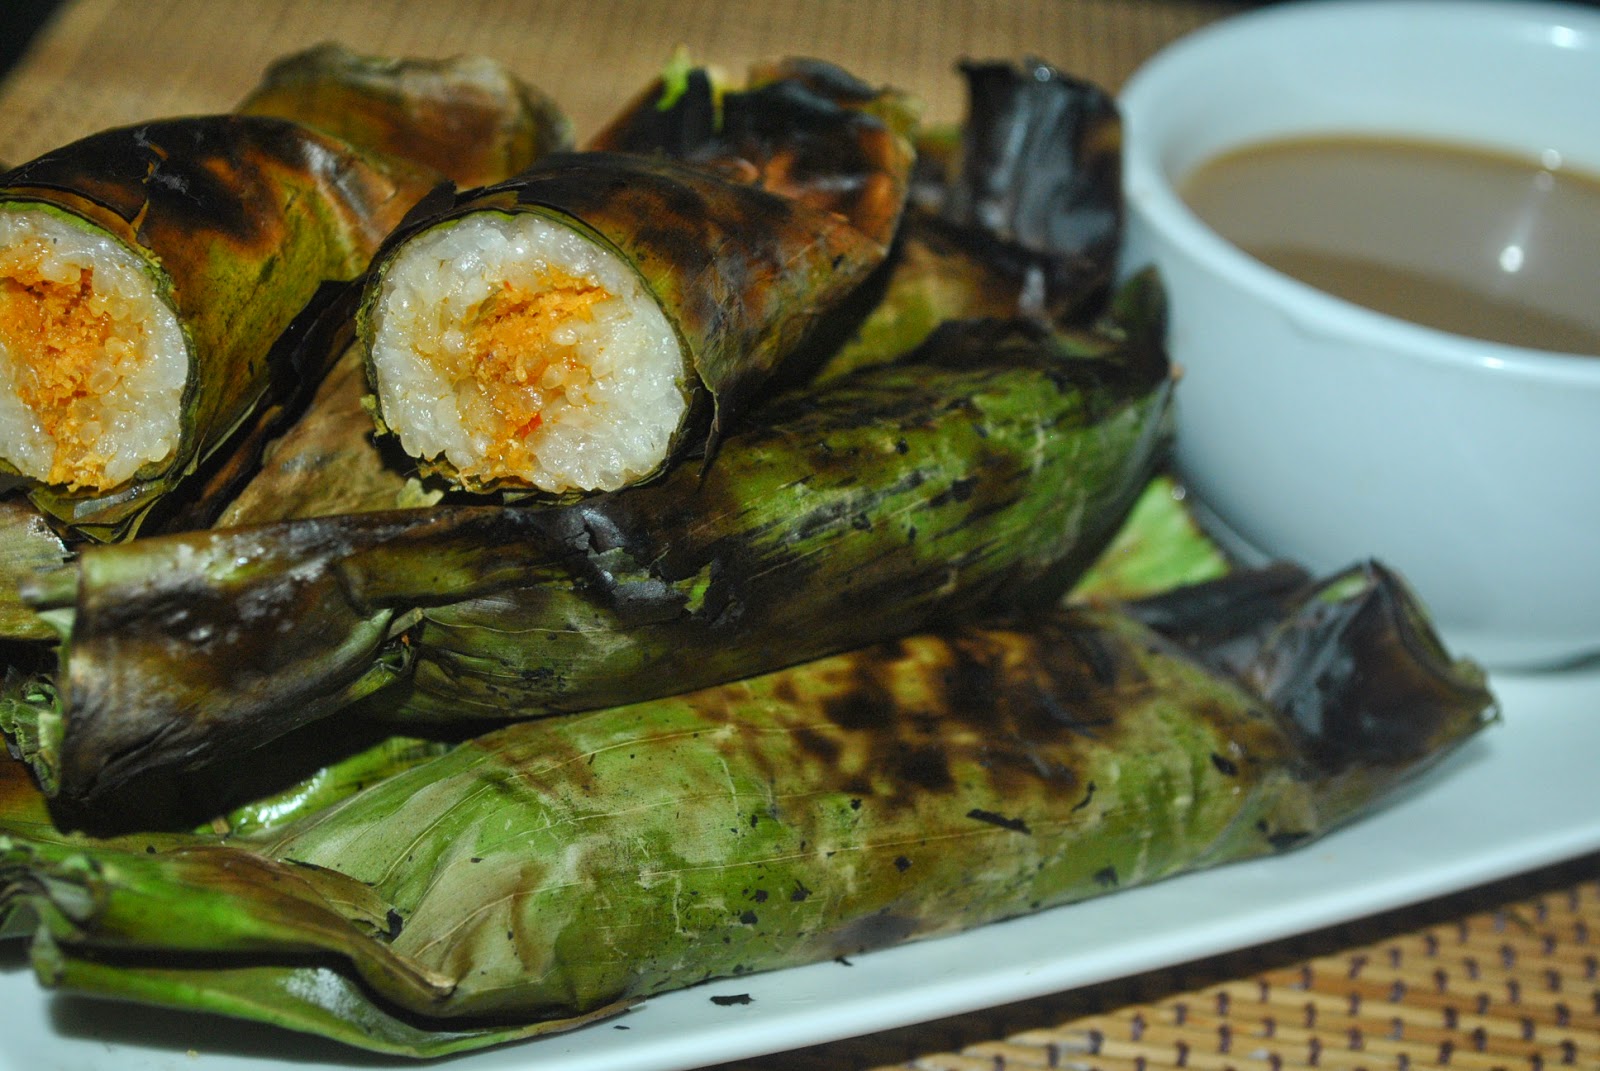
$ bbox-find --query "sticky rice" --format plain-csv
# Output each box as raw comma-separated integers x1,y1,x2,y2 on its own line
365,211,687,495
0,208,186,492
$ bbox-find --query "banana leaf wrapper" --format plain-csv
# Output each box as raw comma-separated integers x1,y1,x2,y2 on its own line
589,54,919,248
822,57,1124,381
1072,473,1232,602
0,495,68,642
355,146,895,497
21,297,1174,803
933,58,1122,291
0,116,441,540
237,42,573,190
0,562,1496,1056
0,662,461,838
212,338,443,527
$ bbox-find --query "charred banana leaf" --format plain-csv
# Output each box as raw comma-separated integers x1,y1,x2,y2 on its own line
932,58,1122,295
823,57,1123,380
590,54,918,247
237,42,573,189
0,665,461,838
24,302,1173,802
0,563,1495,1056
356,145,897,497
0,116,440,540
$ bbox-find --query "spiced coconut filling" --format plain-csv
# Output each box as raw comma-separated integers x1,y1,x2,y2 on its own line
0,208,186,493
365,210,687,495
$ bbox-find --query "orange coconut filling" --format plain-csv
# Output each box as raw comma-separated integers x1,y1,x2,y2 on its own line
0,209,186,492
367,211,686,493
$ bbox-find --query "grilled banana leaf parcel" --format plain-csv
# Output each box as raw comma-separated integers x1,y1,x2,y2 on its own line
209,57,926,527
180,48,576,530
3,465,1220,839
355,143,900,497
589,55,918,248
18,300,1173,802
0,563,1496,1056
0,116,440,540
238,42,573,190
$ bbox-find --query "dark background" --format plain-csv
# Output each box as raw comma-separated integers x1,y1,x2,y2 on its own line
0,0,59,77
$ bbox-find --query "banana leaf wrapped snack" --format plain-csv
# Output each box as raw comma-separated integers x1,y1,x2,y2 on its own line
3,451,1213,839
0,56,1498,1058
0,561,1495,1056
589,55,918,247
356,60,916,498
8,287,1173,802
213,57,915,522
193,49,577,530
0,117,443,541
237,42,574,189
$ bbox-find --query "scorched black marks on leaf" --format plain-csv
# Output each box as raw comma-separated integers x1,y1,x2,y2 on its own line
967,808,1030,834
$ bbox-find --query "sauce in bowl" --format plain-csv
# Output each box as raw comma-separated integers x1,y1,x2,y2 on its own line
1180,135,1600,356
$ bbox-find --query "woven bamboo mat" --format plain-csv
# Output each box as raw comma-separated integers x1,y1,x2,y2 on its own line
0,0,1240,160
5,3,1595,1071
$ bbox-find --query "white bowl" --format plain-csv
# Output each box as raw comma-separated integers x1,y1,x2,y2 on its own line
1119,0,1600,671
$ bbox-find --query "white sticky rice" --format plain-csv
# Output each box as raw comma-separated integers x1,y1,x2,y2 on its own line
365,210,687,494
0,207,187,491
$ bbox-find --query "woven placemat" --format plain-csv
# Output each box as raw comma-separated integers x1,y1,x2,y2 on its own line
702,854,1600,1071
0,0,1242,163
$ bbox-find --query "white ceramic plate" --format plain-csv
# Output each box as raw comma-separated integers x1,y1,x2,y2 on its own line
3,664,1597,1071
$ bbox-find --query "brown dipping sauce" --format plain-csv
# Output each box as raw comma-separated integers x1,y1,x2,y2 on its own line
1180,135,1600,356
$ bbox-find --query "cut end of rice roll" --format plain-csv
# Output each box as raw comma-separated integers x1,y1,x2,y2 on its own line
365,210,688,495
0,207,187,493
